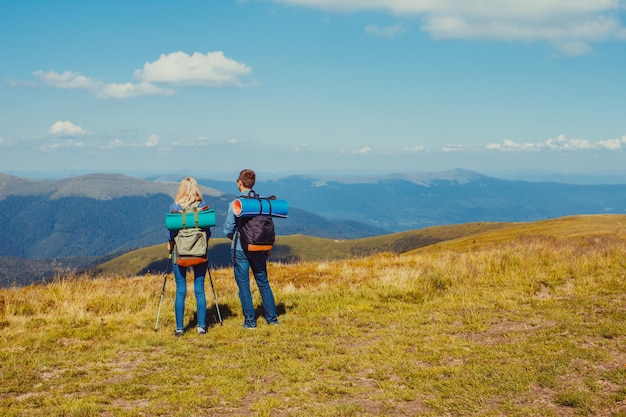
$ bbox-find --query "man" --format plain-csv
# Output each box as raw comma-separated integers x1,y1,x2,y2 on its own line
223,169,279,328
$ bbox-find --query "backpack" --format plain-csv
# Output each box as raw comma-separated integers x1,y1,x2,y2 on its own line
236,191,276,252
173,203,208,267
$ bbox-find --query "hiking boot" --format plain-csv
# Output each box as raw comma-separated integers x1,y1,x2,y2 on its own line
174,329,184,337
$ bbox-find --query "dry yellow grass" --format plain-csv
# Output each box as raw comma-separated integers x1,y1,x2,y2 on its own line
1,215,625,416
92,221,510,278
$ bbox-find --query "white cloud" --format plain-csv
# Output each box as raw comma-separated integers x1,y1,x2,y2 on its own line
31,50,251,99
34,70,174,99
100,134,164,149
353,146,372,154
103,139,124,149
486,138,539,151
145,134,159,147
407,145,425,152
35,70,99,90
40,139,85,151
441,144,468,152
596,136,626,150
487,134,626,151
271,0,626,55
545,135,593,150
365,23,408,39
97,82,174,99
48,121,89,137
133,51,253,87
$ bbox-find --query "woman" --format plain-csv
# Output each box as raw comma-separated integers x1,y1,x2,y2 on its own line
167,177,212,337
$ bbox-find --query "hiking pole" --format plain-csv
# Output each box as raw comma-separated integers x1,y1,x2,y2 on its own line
154,251,172,332
207,266,223,326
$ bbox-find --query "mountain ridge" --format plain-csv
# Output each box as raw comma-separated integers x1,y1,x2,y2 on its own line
0,173,224,201
2,169,626,286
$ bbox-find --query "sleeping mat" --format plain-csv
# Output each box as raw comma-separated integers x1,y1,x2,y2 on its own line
165,208,216,230
233,197,289,218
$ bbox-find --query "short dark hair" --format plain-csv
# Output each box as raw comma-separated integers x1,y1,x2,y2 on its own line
238,169,256,189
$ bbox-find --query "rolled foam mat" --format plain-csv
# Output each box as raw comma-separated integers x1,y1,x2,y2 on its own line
165,208,216,230
233,198,289,218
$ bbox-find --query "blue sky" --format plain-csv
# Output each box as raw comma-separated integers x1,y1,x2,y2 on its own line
1,0,626,178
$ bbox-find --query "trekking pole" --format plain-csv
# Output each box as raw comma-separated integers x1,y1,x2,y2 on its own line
154,251,172,332
207,266,223,326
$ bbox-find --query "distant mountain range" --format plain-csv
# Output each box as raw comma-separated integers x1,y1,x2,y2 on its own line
196,169,626,231
1,169,626,286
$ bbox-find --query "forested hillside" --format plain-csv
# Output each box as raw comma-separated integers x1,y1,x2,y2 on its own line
3,170,626,286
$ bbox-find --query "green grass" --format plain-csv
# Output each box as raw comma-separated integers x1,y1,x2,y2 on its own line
1,215,625,416
92,221,510,277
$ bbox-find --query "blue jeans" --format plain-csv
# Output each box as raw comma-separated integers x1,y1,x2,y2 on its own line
233,249,278,326
173,258,207,331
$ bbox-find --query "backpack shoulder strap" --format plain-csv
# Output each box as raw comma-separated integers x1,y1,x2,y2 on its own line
193,206,199,228
181,201,201,229
245,190,278,215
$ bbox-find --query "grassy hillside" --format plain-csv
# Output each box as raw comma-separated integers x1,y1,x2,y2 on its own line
92,221,511,277
1,215,625,416
409,214,626,253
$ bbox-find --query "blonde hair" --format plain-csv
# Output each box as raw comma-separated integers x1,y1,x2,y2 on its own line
174,177,203,209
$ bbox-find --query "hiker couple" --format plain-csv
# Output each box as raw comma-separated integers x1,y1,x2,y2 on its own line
166,170,279,337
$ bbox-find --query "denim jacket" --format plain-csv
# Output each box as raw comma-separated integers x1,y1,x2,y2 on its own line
223,194,247,251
